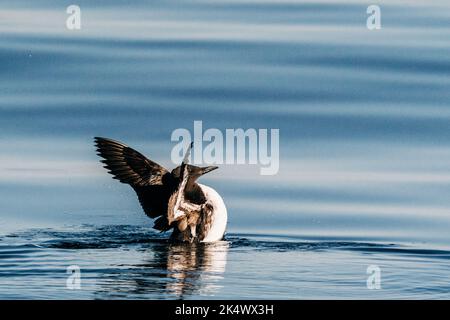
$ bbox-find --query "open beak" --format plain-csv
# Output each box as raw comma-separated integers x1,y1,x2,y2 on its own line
201,166,219,175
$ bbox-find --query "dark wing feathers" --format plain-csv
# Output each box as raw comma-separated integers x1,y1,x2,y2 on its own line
132,185,174,220
94,137,169,186
94,137,177,227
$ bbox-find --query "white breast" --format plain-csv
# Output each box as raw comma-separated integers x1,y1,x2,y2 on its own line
198,184,228,242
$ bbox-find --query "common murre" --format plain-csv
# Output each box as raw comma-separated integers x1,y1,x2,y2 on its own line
94,137,227,243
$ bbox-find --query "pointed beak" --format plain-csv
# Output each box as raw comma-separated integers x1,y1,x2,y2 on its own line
201,166,219,175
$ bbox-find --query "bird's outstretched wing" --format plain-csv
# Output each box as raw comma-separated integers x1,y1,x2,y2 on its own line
94,137,169,186
94,137,176,224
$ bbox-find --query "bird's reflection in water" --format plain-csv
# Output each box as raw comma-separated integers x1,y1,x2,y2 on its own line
165,242,229,298
95,240,229,299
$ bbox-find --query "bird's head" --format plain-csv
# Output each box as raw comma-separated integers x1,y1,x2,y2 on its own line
172,164,218,182
187,164,218,180
171,142,218,183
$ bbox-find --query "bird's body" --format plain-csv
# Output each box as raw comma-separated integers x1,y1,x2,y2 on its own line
169,184,227,243
94,137,227,243
195,184,227,242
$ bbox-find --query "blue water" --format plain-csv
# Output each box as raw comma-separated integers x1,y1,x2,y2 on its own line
1,0,450,299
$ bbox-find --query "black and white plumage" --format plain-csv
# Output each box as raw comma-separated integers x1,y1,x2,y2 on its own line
94,137,227,243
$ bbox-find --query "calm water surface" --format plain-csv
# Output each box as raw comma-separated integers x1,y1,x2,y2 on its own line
1,0,450,299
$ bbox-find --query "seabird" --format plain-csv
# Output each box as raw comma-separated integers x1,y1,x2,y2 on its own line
94,137,227,243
